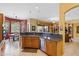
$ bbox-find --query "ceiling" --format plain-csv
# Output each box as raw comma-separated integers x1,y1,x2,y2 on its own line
65,7,79,21
0,3,59,21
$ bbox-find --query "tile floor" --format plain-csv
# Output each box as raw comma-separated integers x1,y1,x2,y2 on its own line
64,42,79,56
2,38,79,56
64,38,79,56
3,40,47,56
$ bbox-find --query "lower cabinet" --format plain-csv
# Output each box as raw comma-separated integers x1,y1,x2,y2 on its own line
22,35,40,49
45,39,63,56
32,38,40,48
22,37,31,48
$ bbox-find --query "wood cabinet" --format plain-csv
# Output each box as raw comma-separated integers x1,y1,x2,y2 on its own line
32,38,40,48
22,37,31,48
0,14,3,23
22,35,40,49
45,39,63,56
0,13,3,41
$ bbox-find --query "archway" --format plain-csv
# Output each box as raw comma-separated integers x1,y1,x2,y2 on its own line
59,3,79,55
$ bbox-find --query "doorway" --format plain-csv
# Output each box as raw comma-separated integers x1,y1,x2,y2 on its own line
65,7,79,42
65,23,74,42
63,4,79,56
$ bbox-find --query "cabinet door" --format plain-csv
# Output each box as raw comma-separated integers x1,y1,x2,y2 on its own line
46,40,57,56
57,40,62,56
22,37,31,48
32,38,40,48
25,38,31,48
22,37,26,48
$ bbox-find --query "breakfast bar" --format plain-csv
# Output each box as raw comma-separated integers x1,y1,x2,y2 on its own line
20,32,63,56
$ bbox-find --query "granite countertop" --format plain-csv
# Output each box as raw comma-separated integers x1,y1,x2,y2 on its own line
20,32,54,35
20,32,63,41
21,35,40,38
40,34,62,41
45,38,62,41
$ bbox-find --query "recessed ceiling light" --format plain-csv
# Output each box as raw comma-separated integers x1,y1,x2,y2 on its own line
35,6,39,10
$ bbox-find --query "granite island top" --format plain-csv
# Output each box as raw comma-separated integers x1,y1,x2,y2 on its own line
20,32,63,41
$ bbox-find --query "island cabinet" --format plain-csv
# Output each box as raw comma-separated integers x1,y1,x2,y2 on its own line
22,37,31,48
45,39,63,56
31,38,40,48
22,35,40,49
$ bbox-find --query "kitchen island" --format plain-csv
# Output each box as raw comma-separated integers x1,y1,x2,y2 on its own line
20,32,63,56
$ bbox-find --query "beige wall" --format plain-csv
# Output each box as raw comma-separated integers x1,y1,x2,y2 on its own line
73,23,79,38
28,18,53,32
59,4,79,55
66,20,79,38
29,18,38,32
